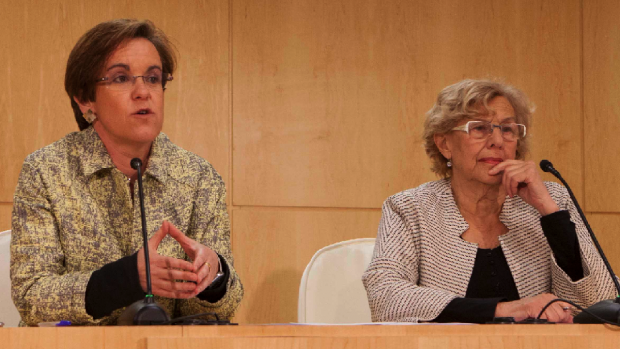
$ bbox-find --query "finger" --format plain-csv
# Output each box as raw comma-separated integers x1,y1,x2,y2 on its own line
193,248,219,273
159,268,198,283
504,166,528,197
152,288,196,299
167,223,195,250
502,168,514,197
489,160,519,175
149,221,170,249
157,255,195,272
153,278,198,293
195,258,215,285
553,304,572,323
543,305,563,323
194,271,215,296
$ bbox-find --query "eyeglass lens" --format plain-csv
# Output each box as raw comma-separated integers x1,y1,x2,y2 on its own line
103,73,165,91
469,121,524,140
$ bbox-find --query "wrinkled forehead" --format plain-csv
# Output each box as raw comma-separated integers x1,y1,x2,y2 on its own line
471,96,516,120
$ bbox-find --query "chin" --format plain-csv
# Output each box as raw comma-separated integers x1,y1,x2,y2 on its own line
128,127,161,145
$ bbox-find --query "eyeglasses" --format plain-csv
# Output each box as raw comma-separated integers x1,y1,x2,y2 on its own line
96,73,173,91
451,120,526,141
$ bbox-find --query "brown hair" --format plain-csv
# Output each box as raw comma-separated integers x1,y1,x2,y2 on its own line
423,79,534,178
65,19,176,130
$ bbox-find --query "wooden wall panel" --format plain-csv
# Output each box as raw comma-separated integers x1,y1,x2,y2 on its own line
232,207,382,324
232,0,582,209
0,203,12,232
587,214,620,273
0,0,230,203
584,0,620,212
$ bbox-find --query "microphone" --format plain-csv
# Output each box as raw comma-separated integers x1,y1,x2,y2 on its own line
539,160,620,324
117,158,171,325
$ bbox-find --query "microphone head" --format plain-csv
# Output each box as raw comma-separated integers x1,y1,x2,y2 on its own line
130,158,142,170
539,159,554,173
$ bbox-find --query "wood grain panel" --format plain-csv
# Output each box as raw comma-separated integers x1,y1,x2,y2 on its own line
0,203,12,232
148,336,417,349
4,328,57,349
232,0,582,208
0,0,230,202
149,335,603,349
103,326,182,349
231,207,382,324
57,327,104,349
584,0,620,212
587,213,620,274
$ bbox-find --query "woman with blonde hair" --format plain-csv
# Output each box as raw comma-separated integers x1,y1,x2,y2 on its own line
363,79,616,323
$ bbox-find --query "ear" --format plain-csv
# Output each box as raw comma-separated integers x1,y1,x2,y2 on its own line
434,133,452,160
73,96,96,114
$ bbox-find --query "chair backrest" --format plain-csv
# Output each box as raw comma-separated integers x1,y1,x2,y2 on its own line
298,238,376,323
0,230,21,327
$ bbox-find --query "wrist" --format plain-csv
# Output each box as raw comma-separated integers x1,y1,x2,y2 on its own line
495,301,510,318
538,200,560,217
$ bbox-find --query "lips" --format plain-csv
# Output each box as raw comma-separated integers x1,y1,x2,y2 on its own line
479,157,504,165
133,108,153,116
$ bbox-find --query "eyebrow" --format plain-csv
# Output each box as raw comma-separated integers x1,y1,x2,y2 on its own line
499,117,517,123
106,64,162,72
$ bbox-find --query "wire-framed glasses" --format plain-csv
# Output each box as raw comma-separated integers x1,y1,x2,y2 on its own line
96,73,174,91
451,120,526,141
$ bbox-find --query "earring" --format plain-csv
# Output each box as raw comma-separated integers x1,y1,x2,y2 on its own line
447,159,452,168
84,109,96,124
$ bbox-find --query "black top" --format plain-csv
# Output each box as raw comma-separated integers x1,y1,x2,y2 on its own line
85,253,230,319
433,210,583,323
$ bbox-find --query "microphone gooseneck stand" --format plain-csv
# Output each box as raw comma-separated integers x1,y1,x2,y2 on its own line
540,160,620,324
117,158,171,325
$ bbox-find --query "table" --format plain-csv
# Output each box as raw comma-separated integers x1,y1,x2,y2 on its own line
2,324,620,349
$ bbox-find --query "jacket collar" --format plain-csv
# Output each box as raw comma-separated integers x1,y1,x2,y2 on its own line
433,178,523,236
79,126,168,184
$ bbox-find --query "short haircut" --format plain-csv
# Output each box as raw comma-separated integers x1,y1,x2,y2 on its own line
423,79,534,178
65,19,176,130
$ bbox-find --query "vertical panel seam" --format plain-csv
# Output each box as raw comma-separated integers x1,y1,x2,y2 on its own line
229,0,235,247
580,0,586,212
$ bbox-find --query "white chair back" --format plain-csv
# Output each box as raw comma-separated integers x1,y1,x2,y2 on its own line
0,230,21,327
298,238,376,323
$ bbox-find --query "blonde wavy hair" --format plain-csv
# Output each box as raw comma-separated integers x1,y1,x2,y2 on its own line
423,79,534,178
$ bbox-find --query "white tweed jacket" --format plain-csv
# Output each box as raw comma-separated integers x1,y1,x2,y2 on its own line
362,179,617,322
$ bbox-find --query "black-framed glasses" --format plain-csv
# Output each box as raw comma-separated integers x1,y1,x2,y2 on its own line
96,73,174,91
451,120,526,141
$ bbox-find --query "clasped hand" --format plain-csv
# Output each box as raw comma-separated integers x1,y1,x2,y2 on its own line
136,221,220,299
495,293,573,323
488,160,560,216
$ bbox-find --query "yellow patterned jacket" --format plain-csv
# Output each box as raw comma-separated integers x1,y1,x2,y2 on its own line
11,126,243,326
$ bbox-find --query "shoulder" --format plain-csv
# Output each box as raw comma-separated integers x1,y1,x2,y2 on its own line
156,134,224,188
384,179,451,213
22,131,83,171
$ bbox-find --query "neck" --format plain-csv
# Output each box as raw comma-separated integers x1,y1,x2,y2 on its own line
94,125,152,182
450,173,505,219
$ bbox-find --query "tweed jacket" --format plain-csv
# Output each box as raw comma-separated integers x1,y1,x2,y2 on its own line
362,179,616,322
11,127,243,326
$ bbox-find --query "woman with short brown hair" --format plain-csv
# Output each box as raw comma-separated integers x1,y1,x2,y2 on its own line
11,19,243,326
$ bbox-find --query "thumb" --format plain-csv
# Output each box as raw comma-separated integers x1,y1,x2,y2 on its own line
148,221,170,250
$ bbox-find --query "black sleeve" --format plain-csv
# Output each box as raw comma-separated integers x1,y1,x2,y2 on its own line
433,297,503,323
540,210,584,281
196,254,230,303
85,253,145,319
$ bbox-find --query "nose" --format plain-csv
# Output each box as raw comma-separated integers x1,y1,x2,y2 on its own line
487,125,504,148
131,77,150,99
